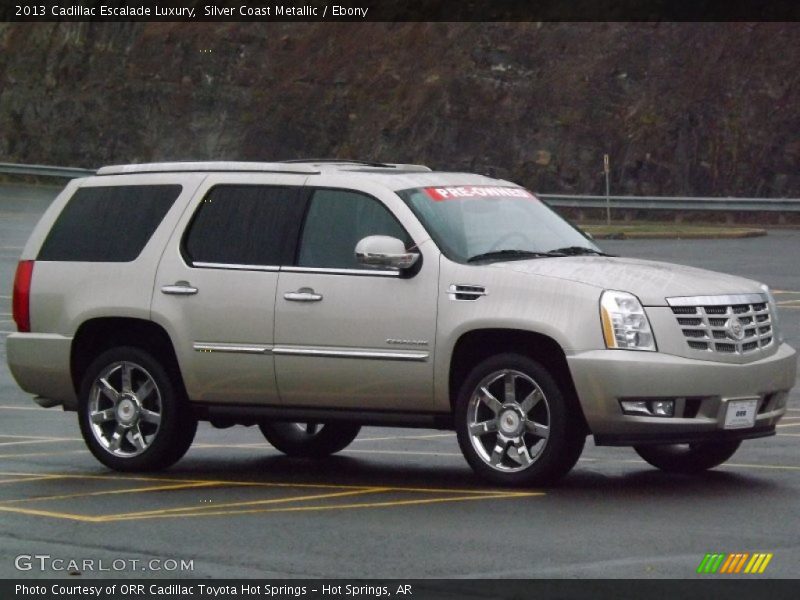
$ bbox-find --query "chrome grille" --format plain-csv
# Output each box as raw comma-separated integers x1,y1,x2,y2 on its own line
667,294,773,355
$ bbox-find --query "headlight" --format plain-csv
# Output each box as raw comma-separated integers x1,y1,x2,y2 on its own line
761,284,783,343
600,290,657,351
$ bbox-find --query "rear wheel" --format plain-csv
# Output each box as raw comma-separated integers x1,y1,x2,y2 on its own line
259,422,361,457
633,441,741,473
455,353,585,486
78,346,196,471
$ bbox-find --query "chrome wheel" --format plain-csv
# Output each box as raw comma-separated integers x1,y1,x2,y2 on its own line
467,369,550,473
291,422,320,436
87,361,162,458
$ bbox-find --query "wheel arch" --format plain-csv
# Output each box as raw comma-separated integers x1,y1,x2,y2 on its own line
70,317,186,399
448,328,589,434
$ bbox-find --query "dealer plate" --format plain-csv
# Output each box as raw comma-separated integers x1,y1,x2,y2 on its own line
724,399,759,429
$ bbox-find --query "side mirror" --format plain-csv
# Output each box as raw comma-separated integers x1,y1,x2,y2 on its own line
355,235,419,270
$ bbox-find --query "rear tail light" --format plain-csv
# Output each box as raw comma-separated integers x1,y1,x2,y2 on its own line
12,260,34,332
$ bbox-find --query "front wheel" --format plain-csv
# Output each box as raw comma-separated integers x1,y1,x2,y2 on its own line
259,422,361,457
633,441,741,473
455,354,585,487
78,346,197,472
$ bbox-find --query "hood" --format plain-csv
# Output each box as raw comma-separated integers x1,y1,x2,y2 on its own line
490,256,764,306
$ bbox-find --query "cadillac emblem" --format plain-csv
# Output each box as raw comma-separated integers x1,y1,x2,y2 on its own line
725,318,746,341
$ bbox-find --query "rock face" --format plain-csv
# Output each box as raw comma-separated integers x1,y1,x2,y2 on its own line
0,22,798,196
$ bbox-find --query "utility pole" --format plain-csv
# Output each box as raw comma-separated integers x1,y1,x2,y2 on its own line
604,153,611,226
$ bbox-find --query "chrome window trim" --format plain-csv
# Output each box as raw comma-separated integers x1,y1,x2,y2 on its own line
667,293,767,307
191,262,280,272
187,263,401,276
193,343,272,355
281,266,400,277
272,346,428,362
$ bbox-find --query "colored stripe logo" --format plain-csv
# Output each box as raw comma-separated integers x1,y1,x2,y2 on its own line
697,553,773,574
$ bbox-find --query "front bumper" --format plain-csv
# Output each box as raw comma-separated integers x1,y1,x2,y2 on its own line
567,342,797,445
6,332,77,410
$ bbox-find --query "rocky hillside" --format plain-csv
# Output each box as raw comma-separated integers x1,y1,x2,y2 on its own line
1,22,797,196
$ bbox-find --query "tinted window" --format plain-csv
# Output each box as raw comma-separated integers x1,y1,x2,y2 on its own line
298,189,411,269
38,185,181,262
183,185,305,267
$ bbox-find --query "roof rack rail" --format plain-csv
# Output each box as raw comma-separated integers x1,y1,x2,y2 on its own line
281,159,432,172
96,161,320,176
281,158,395,168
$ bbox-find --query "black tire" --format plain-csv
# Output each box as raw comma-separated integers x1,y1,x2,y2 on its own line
78,346,197,472
633,441,741,474
259,422,361,458
455,353,585,487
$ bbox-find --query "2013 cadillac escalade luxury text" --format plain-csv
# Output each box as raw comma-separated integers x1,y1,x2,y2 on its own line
7,161,797,485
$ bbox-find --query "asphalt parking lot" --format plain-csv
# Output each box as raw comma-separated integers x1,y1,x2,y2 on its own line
1,184,799,579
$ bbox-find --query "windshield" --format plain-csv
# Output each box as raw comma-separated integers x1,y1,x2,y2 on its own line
398,185,600,263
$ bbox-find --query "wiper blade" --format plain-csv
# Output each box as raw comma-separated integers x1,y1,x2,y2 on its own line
467,249,552,263
545,246,609,256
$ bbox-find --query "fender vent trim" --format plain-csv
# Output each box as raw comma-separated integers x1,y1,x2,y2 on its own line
448,284,487,301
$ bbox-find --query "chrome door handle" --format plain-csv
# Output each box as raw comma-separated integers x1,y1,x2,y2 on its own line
284,287,323,302
161,282,198,296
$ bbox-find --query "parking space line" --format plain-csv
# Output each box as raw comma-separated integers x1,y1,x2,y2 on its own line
344,448,462,457
0,506,103,523
0,470,536,496
0,450,86,459
146,492,540,521
283,491,538,511
353,433,455,442
777,433,800,437
193,443,270,449
776,422,800,428
1,481,221,504
0,434,80,440
0,474,66,485
0,470,365,490
106,487,388,521
723,462,800,471
0,469,542,522
0,438,80,447
0,405,65,411
597,458,800,471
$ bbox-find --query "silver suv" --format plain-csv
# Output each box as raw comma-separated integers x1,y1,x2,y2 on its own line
7,160,797,485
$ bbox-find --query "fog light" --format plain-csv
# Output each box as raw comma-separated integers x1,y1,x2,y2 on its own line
620,399,675,417
620,400,650,416
650,400,675,417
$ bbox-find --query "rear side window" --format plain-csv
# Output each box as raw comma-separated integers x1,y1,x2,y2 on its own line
183,185,305,267
38,185,181,262
298,189,411,270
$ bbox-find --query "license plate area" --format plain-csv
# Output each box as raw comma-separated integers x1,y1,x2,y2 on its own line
724,398,759,429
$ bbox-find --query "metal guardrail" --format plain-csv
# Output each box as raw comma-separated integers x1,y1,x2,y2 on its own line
0,163,797,212
539,194,800,213
0,162,95,179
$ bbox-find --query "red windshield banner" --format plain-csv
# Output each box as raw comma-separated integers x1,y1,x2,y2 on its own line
424,186,536,201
